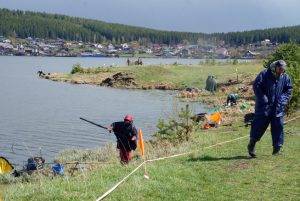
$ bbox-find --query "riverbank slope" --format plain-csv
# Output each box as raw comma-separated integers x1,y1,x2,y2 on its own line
2,112,299,200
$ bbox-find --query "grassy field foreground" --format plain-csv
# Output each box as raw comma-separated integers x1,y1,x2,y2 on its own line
2,116,299,201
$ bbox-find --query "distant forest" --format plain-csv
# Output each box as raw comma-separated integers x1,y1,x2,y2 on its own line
0,8,299,45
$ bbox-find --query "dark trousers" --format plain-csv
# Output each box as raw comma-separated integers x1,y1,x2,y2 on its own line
250,115,284,148
119,148,132,164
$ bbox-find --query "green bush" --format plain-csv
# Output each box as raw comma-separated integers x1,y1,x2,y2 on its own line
71,64,112,74
264,43,300,114
232,59,238,65
154,105,199,143
70,63,84,74
204,59,216,65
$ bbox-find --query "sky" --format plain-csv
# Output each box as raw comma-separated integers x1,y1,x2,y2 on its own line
0,0,299,33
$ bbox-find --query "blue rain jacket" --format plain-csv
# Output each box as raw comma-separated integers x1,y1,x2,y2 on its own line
253,68,292,117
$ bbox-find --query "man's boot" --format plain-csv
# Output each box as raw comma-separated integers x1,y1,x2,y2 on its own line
272,146,282,155
247,139,256,158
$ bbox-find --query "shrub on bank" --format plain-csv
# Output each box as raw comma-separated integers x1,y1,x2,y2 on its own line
71,63,112,74
264,43,300,114
232,59,238,65
155,105,200,143
70,63,84,74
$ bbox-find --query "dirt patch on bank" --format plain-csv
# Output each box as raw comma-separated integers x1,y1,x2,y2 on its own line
99,72,177,90
100,72,137,88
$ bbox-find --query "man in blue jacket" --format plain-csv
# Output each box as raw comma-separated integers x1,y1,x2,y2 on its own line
248,60,293,157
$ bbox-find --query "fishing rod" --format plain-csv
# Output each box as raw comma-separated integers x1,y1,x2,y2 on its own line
79,117,108,130
79,117,134,151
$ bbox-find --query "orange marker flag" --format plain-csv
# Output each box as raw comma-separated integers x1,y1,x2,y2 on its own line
138,129,145,157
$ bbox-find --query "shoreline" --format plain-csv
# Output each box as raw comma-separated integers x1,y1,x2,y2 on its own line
40,62,259,111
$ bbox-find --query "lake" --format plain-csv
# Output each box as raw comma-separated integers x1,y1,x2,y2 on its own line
0,56,206,166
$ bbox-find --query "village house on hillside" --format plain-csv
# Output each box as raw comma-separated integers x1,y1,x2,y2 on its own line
261,39,271,46
243,50,261,59
0,34,279,58
215,47,230,59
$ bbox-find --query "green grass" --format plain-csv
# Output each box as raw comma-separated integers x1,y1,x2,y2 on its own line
118,62,262,89
3,117,299,201
49,61,263,89
105,120,299,201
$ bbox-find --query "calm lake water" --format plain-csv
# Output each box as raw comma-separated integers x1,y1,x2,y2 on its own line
0,56,207,166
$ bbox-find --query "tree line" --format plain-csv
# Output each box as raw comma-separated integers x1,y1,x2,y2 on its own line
0,8,299,45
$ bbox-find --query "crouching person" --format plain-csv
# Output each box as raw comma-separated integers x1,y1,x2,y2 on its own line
226,93,239,106
248,60,293,157
108,115,137,164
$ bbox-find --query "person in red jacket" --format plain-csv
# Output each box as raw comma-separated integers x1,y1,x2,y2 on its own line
108,115,137,164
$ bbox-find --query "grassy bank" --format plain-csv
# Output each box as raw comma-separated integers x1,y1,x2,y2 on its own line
2,114,299,200
44,61,262,90
3,59,298,200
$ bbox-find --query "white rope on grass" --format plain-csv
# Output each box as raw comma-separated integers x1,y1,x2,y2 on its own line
146,135,248,163
95,116,300,201
95,162,145,201
95,135,248,201
283,116,300,124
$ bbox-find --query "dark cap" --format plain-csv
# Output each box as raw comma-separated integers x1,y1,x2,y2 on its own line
270,60,287,70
